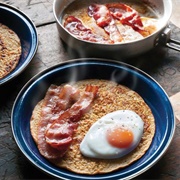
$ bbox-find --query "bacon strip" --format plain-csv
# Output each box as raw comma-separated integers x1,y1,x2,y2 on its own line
106,3,144,33
64,16,113,44
88,4,123,43
45,85,98,154
37,84,80,159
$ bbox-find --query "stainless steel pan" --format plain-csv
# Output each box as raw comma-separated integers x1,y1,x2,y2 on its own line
53,0,180,59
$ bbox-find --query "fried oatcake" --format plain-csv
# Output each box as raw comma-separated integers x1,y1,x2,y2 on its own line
30,79,155,174
0,23,22,79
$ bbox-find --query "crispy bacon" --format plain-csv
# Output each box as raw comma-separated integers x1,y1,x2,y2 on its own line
88,4,123,43
37,84,80,159
106,3,144,33
64,16,113,43
63,3,152,43
45,85,98,153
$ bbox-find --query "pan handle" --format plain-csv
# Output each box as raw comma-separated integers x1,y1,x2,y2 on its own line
166,38,180,51
156,27,180,52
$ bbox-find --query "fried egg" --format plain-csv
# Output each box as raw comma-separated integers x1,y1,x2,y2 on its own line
80,110,144,159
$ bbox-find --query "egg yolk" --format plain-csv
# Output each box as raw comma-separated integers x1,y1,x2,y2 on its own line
107,127,134,148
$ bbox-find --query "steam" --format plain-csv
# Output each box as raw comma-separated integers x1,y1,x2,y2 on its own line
110,67,138,91
65,35,138,90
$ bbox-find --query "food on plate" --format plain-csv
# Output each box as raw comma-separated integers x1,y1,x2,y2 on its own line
31,84,98,159
30,79,155,174
80,110,144,159
0,23,22,79
62,1,159,44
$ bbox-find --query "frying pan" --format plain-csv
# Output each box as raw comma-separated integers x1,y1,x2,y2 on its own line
53,0,180,59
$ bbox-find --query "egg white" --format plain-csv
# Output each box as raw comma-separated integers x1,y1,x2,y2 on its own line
80,110,144,159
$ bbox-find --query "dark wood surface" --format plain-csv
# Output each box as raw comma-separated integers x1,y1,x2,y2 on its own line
0,0,180,179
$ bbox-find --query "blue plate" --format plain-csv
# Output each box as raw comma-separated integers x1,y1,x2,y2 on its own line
0,3,38,85
11,58,175,180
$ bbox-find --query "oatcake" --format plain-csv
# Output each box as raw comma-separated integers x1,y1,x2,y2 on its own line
30,79,155,174
0,23,22,79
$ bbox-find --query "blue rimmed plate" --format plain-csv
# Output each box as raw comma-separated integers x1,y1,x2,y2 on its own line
11,58,175,180
0,3,38,85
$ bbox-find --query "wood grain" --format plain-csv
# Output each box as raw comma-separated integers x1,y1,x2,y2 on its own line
0,0,55,26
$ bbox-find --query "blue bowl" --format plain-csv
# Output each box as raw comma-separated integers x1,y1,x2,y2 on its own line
0,3,38,85
11,58,175,180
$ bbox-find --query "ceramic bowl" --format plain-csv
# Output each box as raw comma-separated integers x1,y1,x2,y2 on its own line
0,3,38,85
11,58,175,180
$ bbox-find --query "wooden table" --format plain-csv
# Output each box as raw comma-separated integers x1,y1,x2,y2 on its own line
0,0,180,179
